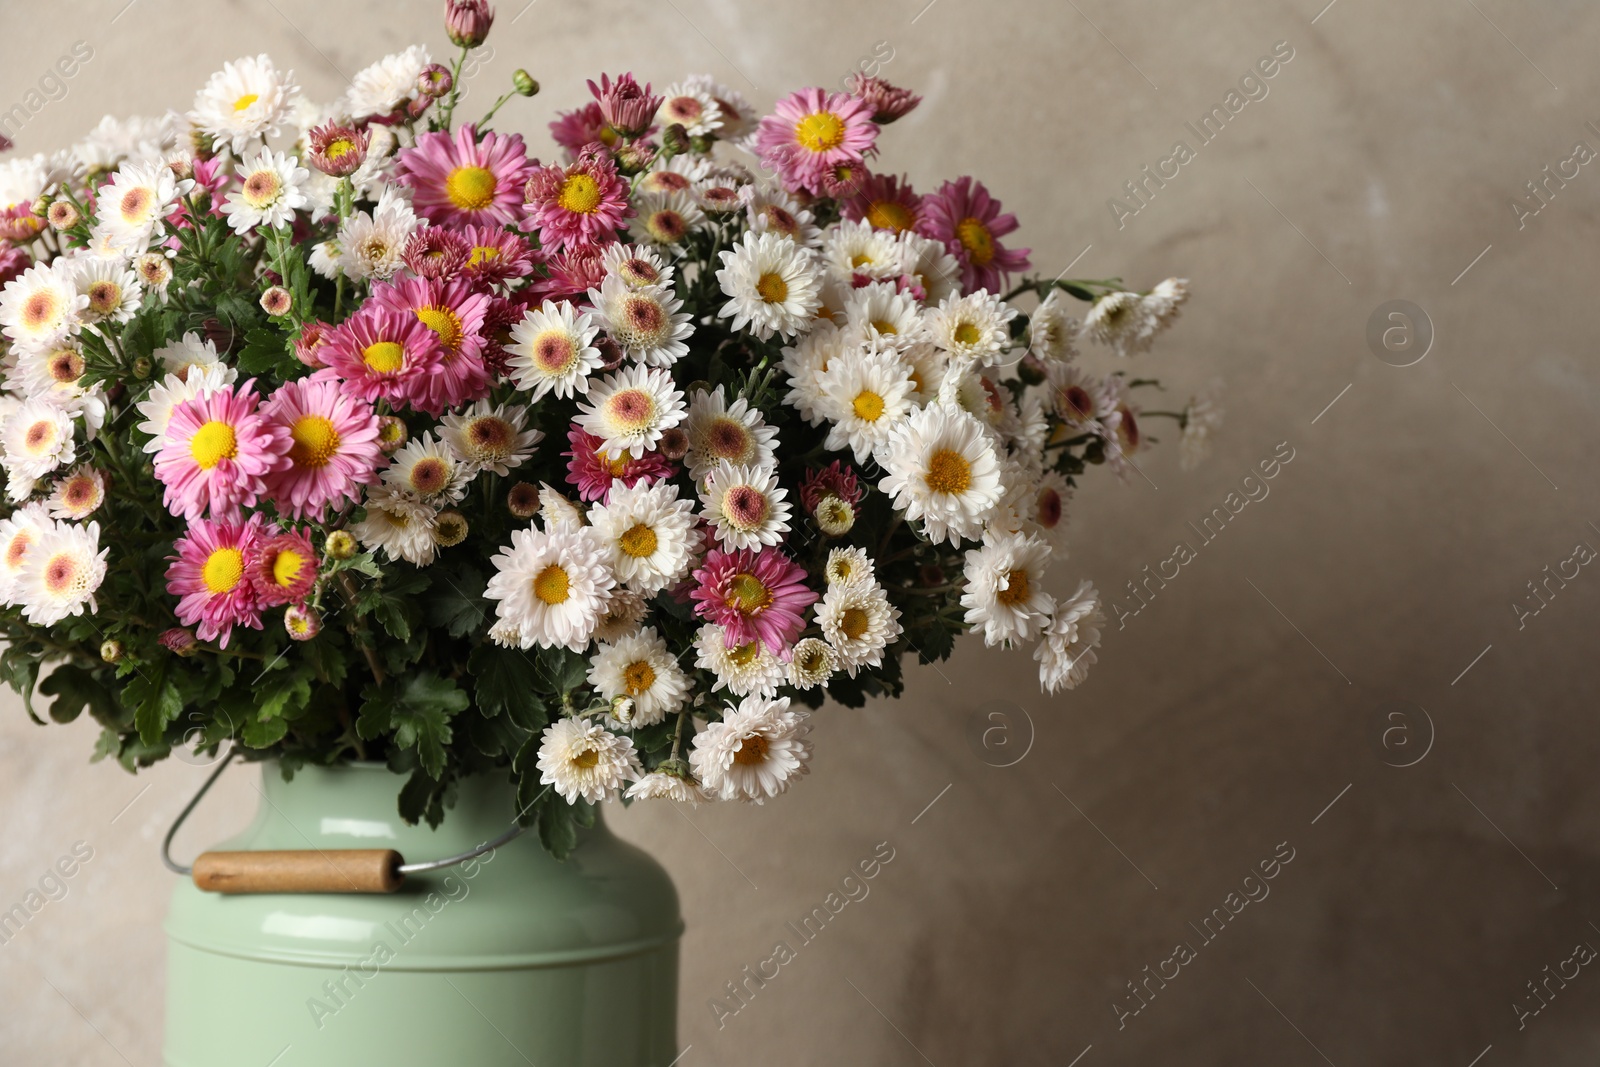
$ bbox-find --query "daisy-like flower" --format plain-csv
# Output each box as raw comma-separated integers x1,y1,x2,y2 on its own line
715,230,823,341
816,580,902,676
154,380,291,521
917,176,1031,294
686,73,759,145
14,518,107,627
780,320,849,426
961,530,1055,647
537,717,642,804
549,103,614,157
505,299,603,401
843,172,923,233
627,190,705,247
938,364,1010,434
460,224,536,286
756,88,878,196
562,425,675,503
798,460,863,513
2,397,77,501
592,586,647,643
247,527,318,607
820,217,903,284
0,502,49,604
485,524,615,651
656,80,723,137
260,377,382,521
1035,579,1105,693
842,280,923,352
166,514,267,648
1081,290,1158,357
926,290,1016,365
221,148,309,234
190,54,299,155
743,182,822,247
689,546,816,653
586,479,697,595
1179,378,1224,472
92,160,191,256
699,462,792,551
1028,288,1079,363
154,332,227,381
369,276,492,414
682,386,778,481
898,230,964,306
576,364,687,460
352,485,438,566
694,624,786,698
824,546,874,588
626,769,704,805
306,122,371,178
522,143,632,252
134,251,174,295
0,262,85,352
878,403,1003,546
601,243,675,290
46,464,106,520
70,258,142,325
345,45,431,119
1044,362,1111,432
319,306,445,411
786,637,835,690
1146,277,1190,324
135,364,236,455
1024,469,1071,549
638,154,709,196
440,399,541,476
690,695,812,804
587,276,694,367
336,187,420,282
817,349,917,463
382,431,474,503
588,627,691,727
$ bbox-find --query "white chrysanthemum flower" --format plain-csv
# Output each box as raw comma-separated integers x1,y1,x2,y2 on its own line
536,717,641,804
337,187,419,282
587,276,694,367
690,696,812,804
926,290,1016,365
190,54,299,154
1028,288,1079,362
69,257,142,326
0,262,86,353
352,485,439,566
879,403,1003,546
0,502,50,604
626,770,704,805
842,281,924,353
1082,290,1158,357
11,342,87,402
506,300,604,401
1044,362,1111,432
637,153,710,196
816,580,902,676
344,45,431,119
155,332,226,380
601,243,676,290
743,182,822,247
897,232,960,303
308,239,342,280
537,484,586,531
781,319,849,427
694,624,785,698
47,464,107,520
685,72,758,144
134,252,175,299
1010,391,1050,460
786,638,835,690
821,218,902,283
485,525,615,651
587,627,691,727
1145,277,1190,325
698,462,791,551
818,349,917,463
72,113,186,170
2,397,77,500
1101,377,1145,477
221,148,309,234
134,364,236,454
824,546,875,588
591,587,647,643
898,342,948,408
91,160,191,255
576,364,687,460
440,400,541,476
382,431,474,503
714,230,823,341
682,386,778,482
587,479,697,596
960,531,1056,647
1179,378,1224,472
629,190,706,247
656,81,724,137
1023,469,1071,549
1036,580,1105,693
13,518,106,626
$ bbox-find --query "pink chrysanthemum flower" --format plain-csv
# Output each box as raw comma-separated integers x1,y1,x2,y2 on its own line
478,294,524,378
755,88,878,196
307,123,371,178
526,248,607,304
563,424,675,502
799,460,863,512
402,227,470,279
522,144,632,253
260,377,383,521
396,123,534,228
842,173,922,234
295,320,333,368
690,547,818,654
247,527,318,607
847,74,923,123
460,224,537,286
166,514,268,648
588,72,662,138
916,176,1032,295
0,246,30,288
549,103,615,156
320,305,446,412
154,381,291,521
369,275,492,414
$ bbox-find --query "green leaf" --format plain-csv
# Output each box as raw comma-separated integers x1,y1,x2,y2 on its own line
235,328,295,377
468,644,545,727
533,647,589,697
241,715,290,749
1055,281,1096,302
0,644,43,724
426,565,489,638
537,794,579,860
357,672,468,779
258,668,314,722
39,664,115,725
127,667,183,746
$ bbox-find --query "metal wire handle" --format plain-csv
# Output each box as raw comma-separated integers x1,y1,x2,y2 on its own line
160,749,530,877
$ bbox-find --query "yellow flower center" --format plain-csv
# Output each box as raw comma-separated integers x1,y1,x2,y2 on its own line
189,420,238,470
445,165,498,211
795,111,846,153
955,217,995,266
273,549,308,588
622,660,656,696
533,564,570,605
571,748,600,769
870,319,898,336
866,200,916,232
733,734,769,765
952,321,982,347
414,305,464,354
325,138,358,161
755,271,789,304
725,573,772,615
232,93,259,112
728,641,760,667
995,568,1031,608
289,414,340,468
602,450,629,476
557,173,603,214
619,523,658,559
468,245,501,268
852,390,885,422
202,547,244,594
924,448,972,495
839,607,871,641
362,340,405,374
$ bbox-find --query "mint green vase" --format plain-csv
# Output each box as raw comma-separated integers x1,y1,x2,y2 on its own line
163,761,682,1066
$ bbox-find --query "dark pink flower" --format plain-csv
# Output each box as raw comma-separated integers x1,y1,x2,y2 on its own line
847,74,922,123
689,547,817,653
755,87,878,197
563,424,675,502
247,528,320,606
549,103,614,156
799,461,862,513
444,0,494,47
403,226,471,280
842,172,922,234
0,246,30,287
318,305,446,413
307,123,370,177
459,224,536,286
165,514,269,649
522,143,632,252
916,176,1031,294
368,276,493,414
588,72,661,138
396,123,534,228
526,247,607,303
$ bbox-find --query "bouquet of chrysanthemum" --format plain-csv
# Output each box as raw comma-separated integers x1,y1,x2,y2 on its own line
0,1,1215,854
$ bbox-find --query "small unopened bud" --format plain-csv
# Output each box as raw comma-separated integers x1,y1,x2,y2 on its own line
507,481,540,519
611,696,636,725
159,628,198,657
661,123,690,156
918,563,946,587
131,356,153,380
445,0,495,48
46,201,80,230
814,495,855,536
100,639,124,664
512,69,539,96
417,64,454,98
656,427,688,461
434,509,469,547
1017,352,1047,386
284,604,322,641
325,530,357,560
135,253,173,290
406,95,435,121
29,195,49,218
260,286,292,316
377,416,409,454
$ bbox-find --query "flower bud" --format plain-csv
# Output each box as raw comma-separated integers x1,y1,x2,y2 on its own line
377,416,409,453
46,200,80,230
445,0,495,47
656,427,688,461
325,530,357,560
29,195,49,218
295,320,331,368
814,494,855,536
284,604,322,641
611,696,636,725
260,286,292,316
513,69,539,96
131,356,153,380
100,639,124,664
307,123,370,178
159,628,198,657
507,481,540,519
1017,352,1047,386
661,123,690,156
417,64,454,98
434,509,469,547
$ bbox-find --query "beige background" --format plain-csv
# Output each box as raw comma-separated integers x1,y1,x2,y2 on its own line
3,0,1598,1063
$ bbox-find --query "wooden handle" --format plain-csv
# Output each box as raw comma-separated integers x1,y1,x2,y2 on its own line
192,850,405,894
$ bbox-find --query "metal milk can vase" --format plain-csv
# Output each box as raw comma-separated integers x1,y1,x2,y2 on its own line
163,761,682,1066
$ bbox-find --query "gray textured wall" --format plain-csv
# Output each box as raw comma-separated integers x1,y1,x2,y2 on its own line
2,0,1598,1063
